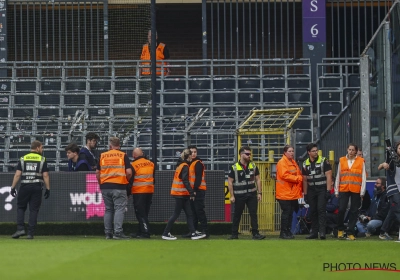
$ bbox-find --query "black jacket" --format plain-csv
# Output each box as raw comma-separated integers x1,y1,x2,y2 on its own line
371,190,389,221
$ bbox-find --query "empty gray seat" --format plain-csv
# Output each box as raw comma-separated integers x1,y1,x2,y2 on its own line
64,95,85,105
348,74,360,87
16,80,36,92
287,75,310,89
90,79,112,92
188,90,210,103
39,95,60,105
288,91,311,103
319,91,341,101
319,76,341,88
189,76,211,90
164,93,186,104
295,130,312,143
15,95,34,105
115,94,136,104
164,76,186,90
263,75,285,89
65,77,86,92
0,81,11,92
238,91,261,103
238,75,261,89
115,77,137,92
213,76,235,90
213,91,235,103
41,80,61,92
263,91,286,103
320,102,342,115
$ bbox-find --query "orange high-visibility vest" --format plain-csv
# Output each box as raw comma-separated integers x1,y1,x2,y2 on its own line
130,158,155,194
275,155,303,200
99,150,129,185
171,162,190,196
140,43,167,76
189,160,207,191
339,157,364,193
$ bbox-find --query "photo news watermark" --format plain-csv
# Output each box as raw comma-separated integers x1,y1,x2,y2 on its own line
323,262,400,272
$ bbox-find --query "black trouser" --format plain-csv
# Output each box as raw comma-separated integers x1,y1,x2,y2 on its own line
278,199,299,234
232,192,259,236
338,191,362,235
190,190,208,233
381,193,400,233
133,193,152,236
326,212,338,232
163,197,195,235
16,184,42,235
308,185,327,234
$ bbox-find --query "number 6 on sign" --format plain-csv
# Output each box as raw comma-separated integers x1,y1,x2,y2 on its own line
311,24,319,37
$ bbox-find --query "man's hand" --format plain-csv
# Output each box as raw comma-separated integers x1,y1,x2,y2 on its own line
257,193,262,201
44,189,50,199
10,188,17,197
230,196,235,203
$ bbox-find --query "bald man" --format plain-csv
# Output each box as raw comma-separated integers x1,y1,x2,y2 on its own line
129,148,155,238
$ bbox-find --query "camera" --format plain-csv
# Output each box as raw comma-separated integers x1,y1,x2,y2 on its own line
358,214,369,223
385,139,400,167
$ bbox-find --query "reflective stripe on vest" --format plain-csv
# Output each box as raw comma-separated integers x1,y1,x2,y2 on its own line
99,150,129,185
141,43,167,76
339,157,363,193
20,153,45,184
232,162,257,194
189,159,207,191
171,163,190,196
303,156,327,187
131,158,154,194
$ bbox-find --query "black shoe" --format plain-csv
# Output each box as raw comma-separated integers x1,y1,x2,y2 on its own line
27,235,34,239
279,232,292,239
228,234,238,240
320,234,326,240
105,233,113,240
12,230,26,239
113,233,130,240
306,233,319,239
252,233,266,240
181,232,192,238
130,233,139,238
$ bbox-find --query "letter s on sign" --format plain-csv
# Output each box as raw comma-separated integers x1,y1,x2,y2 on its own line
311,24,318,37
311,0,318,12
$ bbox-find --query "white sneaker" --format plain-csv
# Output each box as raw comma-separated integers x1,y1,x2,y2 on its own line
162,232,177,240
191,232,206,240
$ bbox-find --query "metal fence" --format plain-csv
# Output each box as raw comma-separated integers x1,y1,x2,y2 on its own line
0,59,312,172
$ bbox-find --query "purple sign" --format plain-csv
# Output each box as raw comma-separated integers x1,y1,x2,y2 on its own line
302,0,326,43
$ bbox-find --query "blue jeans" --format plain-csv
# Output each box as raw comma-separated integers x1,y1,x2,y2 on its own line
356,219,382,234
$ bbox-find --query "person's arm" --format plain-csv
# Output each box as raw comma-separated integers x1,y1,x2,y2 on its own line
42,171,50,190
96,169,101,185
11,170,22,190
334,162,341,196
124,155,132,181
276,162,301,184
181,165,194,197
228,177,235,203
193,161,203,191
255,174,262,201
360,163,366,197
302,176,308,195
325,170,333,191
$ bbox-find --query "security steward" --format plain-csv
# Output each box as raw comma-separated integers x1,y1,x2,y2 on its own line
129,147,155,238
227,146,266,240
10,140,50,239
302,143,332,240
96,137,132,240
186,145,209,237
140,30,170,76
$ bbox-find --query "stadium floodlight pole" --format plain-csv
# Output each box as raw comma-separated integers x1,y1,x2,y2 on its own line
151,0,157,170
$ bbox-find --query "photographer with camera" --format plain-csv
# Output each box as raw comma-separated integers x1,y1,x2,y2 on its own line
355,177,389,237
334,143,366,241
302,143,332,240
377,140,400,241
